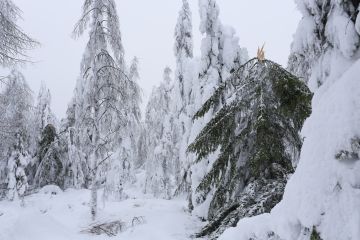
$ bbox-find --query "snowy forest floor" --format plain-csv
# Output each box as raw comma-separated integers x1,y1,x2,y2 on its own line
0,179,203,240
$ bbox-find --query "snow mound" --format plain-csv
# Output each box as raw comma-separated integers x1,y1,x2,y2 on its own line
39,185,63,195
219,59,360,240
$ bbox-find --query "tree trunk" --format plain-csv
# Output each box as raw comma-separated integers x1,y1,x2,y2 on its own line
187,170,194,212
91,180,98,221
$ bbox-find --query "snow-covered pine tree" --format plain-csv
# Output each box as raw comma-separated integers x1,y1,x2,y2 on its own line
144,67,178,199
288,0,360,90
33,124,65,189
136,125,147,169
0,0,38,66
72,0,141,220
188,58,312,239
172,0,195,197
7,132,30,203
128,57,147,169
186,0,248,218
0,0,37,196
174,0,193,110
127,56,142,168
26,83,57,185
0,70,33,152
61,100,85,189
198,0,248,100
33,83,57,137
172,0,195,189
0,70,33,200
103,58,142,201
217,1,360,240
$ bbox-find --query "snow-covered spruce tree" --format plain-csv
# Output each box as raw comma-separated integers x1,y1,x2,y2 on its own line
26,83,57,185
186,0,248,217
0,70,33,193
131,60,147,170
174,0,193,111
0,70,33,158
72,0,141,220
0,1,37,194
172,0,196,199
61,100,85,189
198,0,248,99
103,56,142,201
144,67,178,199
218,1,360,240
188,58,312,239
0,0,38,66
33,124,65,189
7,132,30,203
288,0,360,89
0,70,33,149
128,56,142,167
33,83,57,137
136,124,147,169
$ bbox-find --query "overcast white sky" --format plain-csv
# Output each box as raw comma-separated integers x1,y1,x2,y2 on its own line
13,0,301,118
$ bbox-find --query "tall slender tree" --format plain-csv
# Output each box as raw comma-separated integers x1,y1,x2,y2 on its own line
60,98,86,189
72,0,141,220
26,83,57,185
144,67,176,199
172,0,195,198
174,0,193,110
184,0,248,218
0,70,33,199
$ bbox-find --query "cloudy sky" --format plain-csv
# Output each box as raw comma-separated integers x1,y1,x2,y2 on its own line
13,0,301,118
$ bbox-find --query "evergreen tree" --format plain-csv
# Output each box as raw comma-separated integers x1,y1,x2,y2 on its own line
136,124,147,169
72,0,141,220
7,133,30,203
26,83,57,185
0,0,37,190
103,57,142,201
33,83,57,137
218,1,360,239
0,70,33,149
0,70,33,190
171,0,196,202
288,0,360,89
60,99,86,189
198,0,247,98
188,58,312,238
174,0,193,111
173,0,195,190
216,2,360,240
185,0,248,217
144,67,178,199
33,124,64,189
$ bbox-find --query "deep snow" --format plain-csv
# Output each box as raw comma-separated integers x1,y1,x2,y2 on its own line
0,184,202,240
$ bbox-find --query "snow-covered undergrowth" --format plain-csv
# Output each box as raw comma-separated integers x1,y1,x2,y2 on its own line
0,184,202,240
218,59,360,240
